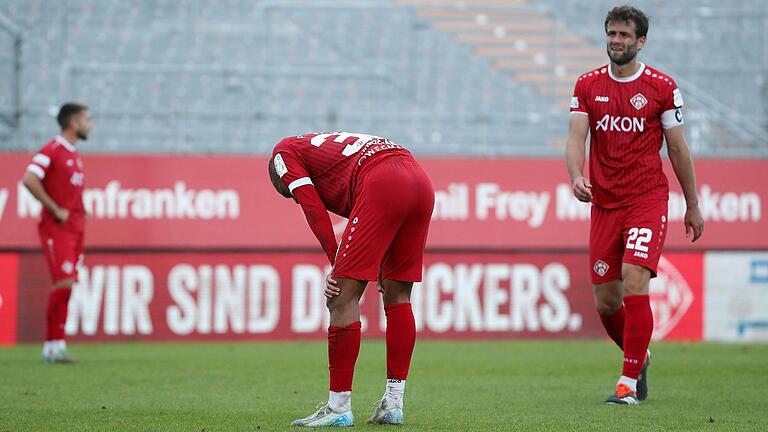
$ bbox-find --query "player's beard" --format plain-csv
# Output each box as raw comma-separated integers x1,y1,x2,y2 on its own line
76,128,88,141
607,43,637,66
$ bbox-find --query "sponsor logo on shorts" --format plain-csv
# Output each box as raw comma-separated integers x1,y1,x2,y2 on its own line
594,96,609,102
593,260,609,277
633,251,649,259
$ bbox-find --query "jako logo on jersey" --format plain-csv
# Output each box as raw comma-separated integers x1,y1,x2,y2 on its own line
596,114,645,132
649,256,694,340
594,96,609,102
593,260,609,277
630,93,648,110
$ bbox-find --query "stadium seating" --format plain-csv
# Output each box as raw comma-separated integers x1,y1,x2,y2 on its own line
0,0,765,156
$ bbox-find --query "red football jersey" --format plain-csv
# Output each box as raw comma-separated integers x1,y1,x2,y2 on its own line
570,63,684,208
272,132,411,217
27,136,86,232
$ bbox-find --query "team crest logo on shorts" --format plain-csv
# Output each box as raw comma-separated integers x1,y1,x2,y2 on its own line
593,260,609,277
630,93,648,110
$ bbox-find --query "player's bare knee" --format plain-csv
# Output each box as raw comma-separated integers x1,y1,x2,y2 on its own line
593,282,622,314
381,280,413,306
326,295,353,314
326,296,339,312
622,266,651,296
383,290,411,306
623,279,649,296
596,298,622,315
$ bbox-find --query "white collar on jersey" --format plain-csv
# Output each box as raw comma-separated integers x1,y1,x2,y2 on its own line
608,62,646,83
55,135,76,152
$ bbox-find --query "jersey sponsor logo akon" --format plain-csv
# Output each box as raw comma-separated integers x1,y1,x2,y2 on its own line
595,114,646,133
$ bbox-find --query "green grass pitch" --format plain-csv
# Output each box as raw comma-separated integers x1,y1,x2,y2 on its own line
2,340,766,431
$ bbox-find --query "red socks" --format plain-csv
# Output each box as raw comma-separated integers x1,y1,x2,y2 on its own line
622,295,653,379
598,305,625,350
328,321,362,392
45,287,72,341
327,304,416,391
385,303,416,380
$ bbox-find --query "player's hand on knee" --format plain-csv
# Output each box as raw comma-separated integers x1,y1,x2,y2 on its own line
324,272,341,298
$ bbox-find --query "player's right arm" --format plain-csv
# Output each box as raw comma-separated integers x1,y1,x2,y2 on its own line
272,149,339,264
291,185,339,265
21,150,69,223
565,80,593,203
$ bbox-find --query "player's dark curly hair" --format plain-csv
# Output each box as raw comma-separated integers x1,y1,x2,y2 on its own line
605,5,649,38
57,103,88,129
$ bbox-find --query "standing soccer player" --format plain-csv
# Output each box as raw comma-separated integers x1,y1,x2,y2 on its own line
268,132,434,427
565,6,704,404
21,103,92,363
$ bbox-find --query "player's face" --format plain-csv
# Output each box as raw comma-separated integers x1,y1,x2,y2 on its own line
606,21,645,66
75,110,94,140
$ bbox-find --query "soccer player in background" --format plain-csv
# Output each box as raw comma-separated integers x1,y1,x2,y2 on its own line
565,6,704,405
268,132,434,426
21,103,92,364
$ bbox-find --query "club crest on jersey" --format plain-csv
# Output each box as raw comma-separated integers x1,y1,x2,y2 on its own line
630,93,648,110
593,260,609,277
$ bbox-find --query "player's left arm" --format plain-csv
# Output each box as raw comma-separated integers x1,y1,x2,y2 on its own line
664,125,704,242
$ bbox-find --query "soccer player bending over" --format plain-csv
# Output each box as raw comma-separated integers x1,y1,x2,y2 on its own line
565,6,704,405
21,103,93,364
268,132,434,426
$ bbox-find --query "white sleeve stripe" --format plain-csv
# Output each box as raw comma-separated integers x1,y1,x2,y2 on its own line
570,111,589,116
288,177,313,193
27,164,45,179
33,153,51,167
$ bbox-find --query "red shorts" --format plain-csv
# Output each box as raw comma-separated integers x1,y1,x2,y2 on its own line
332,155,434,282
39,223,84,283
589,200,668,284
